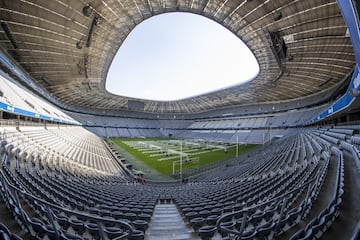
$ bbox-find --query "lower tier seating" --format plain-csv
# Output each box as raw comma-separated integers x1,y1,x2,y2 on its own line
0,124,359,239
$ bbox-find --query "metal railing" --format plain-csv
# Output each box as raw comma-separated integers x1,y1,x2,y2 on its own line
215,172,319,238
0,156,134,240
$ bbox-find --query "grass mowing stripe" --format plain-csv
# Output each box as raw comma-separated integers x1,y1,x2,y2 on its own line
111,138,257,175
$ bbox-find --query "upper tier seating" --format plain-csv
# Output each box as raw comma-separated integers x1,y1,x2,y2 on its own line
0,74,76,123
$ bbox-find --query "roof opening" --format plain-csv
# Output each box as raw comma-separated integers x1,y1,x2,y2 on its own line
106,12,259,101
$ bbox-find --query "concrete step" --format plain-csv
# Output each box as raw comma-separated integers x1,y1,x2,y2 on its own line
145,203,199,240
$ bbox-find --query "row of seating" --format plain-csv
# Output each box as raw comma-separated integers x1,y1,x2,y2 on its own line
0,223,22,240
173,133,327,239
1,156,137,239
0,74,75,123
211,125,354,239
0,128,307,238
0,124,358,239
1,126,127,177
289,146,344,240
216,162,326,239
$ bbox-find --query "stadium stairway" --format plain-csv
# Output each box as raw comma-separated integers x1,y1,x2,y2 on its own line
320,149,360,240
145,203,200,240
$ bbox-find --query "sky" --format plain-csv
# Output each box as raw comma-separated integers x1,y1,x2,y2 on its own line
105,12,259,101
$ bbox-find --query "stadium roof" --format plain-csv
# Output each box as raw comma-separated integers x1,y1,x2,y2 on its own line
0,0,356,113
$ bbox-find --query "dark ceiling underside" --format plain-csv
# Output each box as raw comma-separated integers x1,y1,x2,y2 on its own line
0,0,355,113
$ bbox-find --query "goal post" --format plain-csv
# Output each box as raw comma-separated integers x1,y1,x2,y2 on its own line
172,156,200,176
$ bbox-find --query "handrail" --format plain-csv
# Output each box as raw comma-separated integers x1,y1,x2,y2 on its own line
215,174,318,236
0,163,134,239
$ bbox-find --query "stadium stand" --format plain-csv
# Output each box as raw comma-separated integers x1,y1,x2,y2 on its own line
0,121,359,239
0,0,359,239
0,73,77,125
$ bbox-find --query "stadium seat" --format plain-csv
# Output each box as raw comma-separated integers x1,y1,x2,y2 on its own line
250,211,265,226
199,209,211,218
85,222,100,239
123,212,137,221
198,225,217,240
29,218,46,239
206,215,220,225
45,225,64,239
63,232,85,240
185,211,198,221
138,213,151,222
190,217,206,231
301,229,313,240
289,229,305,240
103,226,124,239
129,229,144,240
70,219,85,235
256,221,275,240
219,221,236,238
10,233,22,240
305,218,319,233
241,229,257,240
315,213,327,235
132,219,149,231
0,230,10,240
0,224,11,237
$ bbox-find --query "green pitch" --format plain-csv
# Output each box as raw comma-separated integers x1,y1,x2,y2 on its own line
111,138,257,175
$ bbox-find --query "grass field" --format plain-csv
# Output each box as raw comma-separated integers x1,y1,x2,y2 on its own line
111,138,257,175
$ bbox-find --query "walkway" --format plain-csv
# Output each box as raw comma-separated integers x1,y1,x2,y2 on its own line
145,203,199,240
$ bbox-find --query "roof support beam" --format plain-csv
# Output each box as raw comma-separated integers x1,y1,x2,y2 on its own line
1,22,18,49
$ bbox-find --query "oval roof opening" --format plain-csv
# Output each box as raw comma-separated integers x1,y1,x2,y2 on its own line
106,12,259,101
